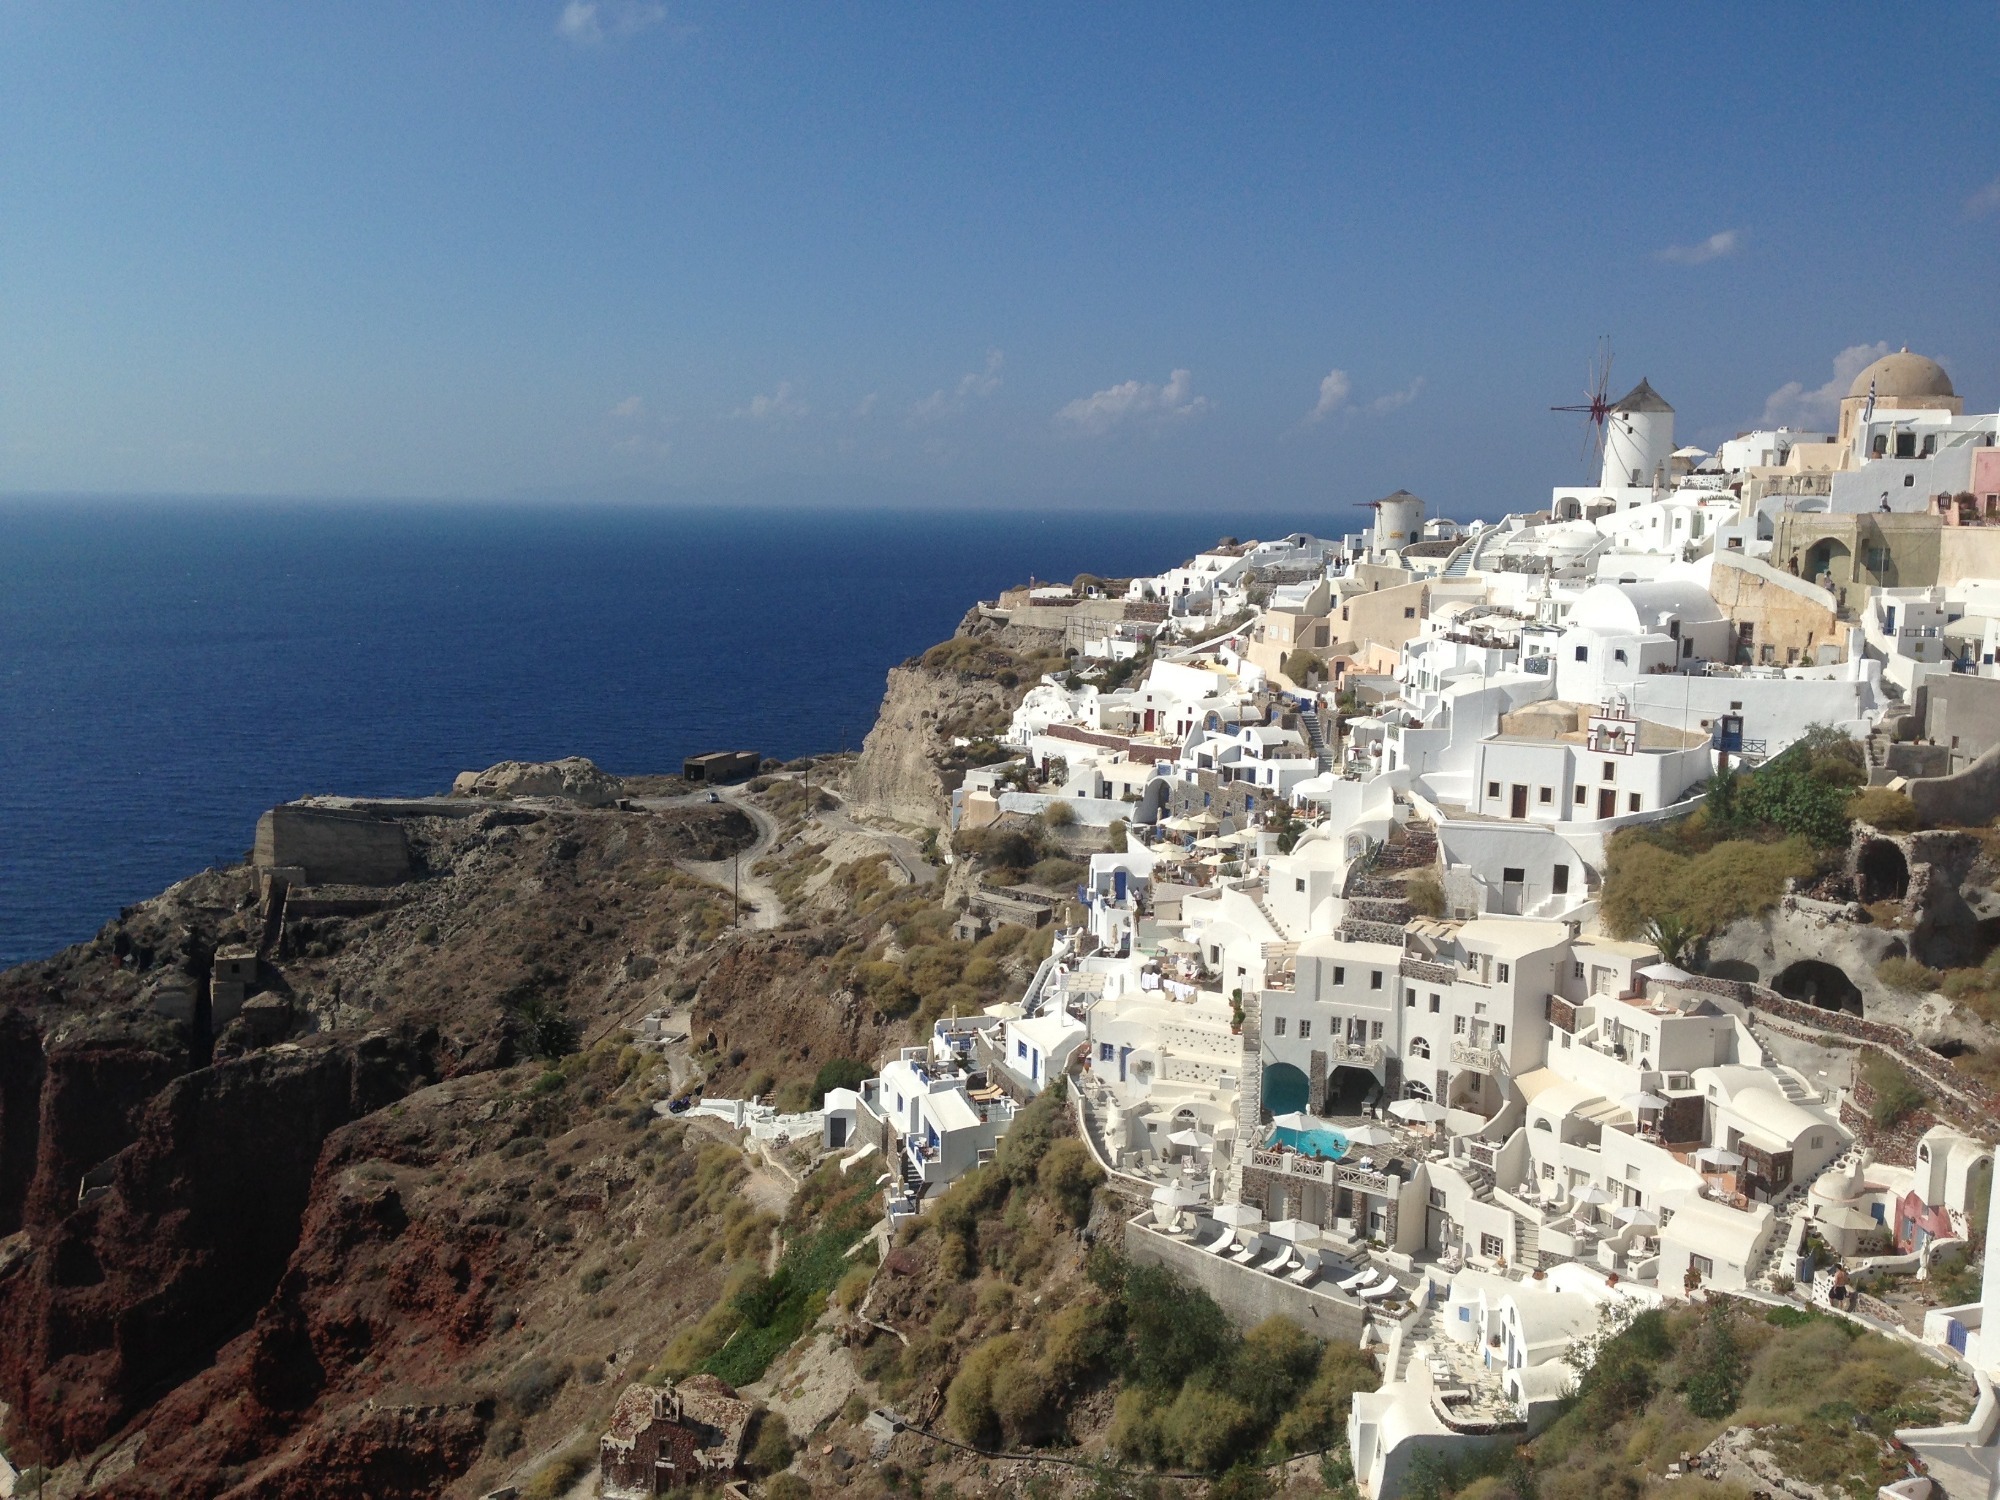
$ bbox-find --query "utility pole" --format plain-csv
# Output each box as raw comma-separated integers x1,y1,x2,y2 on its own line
733,847,740,927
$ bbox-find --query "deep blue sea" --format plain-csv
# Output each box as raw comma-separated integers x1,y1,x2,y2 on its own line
0,499,1331,966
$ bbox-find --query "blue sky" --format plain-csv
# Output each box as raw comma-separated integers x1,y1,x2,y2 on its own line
2,3,1995,512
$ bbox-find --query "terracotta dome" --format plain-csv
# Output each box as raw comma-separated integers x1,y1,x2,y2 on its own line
1848,348,1954,400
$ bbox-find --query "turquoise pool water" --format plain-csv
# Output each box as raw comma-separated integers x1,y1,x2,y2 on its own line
1268,1125,1350,1159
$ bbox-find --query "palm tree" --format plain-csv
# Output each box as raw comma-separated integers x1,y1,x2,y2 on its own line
1644,914,1698,969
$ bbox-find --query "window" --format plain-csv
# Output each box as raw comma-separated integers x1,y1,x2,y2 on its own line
1541,1162,1555,1179
1494,1024,1506,1043
1487,780,1501,798
1502,867,1524,884
1403,607,1416,619
1552,865,1569,895
1016,1040,1027,1059
1810,1134,1823,1149
1614,648,1627,663
1628,792,1641,813
1429,1188,1446,1208
1497,964,1510,982
1298,1020,1312,1039
1371,1020,1383,1038
1573,961,1585,979
1099,1042,1114,1062
1405,991,1416,1008
1273,1016,1287,1036
1333,966,1345,985
1295,878,1305,892
1370,971,1383,990
1480,1233,1505,1258
1453,1015,1466,1035
1410,1038,1430,1058
1539,786,1553,803
1429,994,1441,1013
1602,761,1616,781
1575,645,1588,661
1691,1253,1713,1279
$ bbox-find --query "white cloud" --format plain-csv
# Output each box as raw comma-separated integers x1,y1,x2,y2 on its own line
912,349,1005,422
1304,369,1351,424
854,392,880,419
733,381,808,421
1966,175,2000,219
609,395,644,419
1367,376,1426,415
557,0,668,46
1761,342,1890,429
1657,229,1741,266
1055,368,1210,436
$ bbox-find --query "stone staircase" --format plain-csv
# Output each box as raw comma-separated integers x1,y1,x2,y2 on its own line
1376,819,1439,873
1515,1215,1541,1272
1391,1300,1439,1382
1297,703,1334,771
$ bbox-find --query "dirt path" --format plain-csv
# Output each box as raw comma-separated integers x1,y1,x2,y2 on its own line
671,788,787,929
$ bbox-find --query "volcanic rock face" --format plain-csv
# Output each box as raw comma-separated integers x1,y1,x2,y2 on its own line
0,788,908,1496
450,756,626,807
0,1032,440,1457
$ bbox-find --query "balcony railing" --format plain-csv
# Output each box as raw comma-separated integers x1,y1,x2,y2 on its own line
1450,1041,1500,1073
1329,1040,1384,1066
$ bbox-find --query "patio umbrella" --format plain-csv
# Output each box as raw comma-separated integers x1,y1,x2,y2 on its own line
1343,1123,1399,1148
1213,1202,1264,1228
1613,1205,1658,1228
1268,1218,1322,1246
1575,1185,1612,1206
1696,1147,1743,1169
1151,1184,1203,1209
1622,1092,1670,1111
1390,1098,1448,1123
1271,1111,1315,1131
1169,1128,1216,1151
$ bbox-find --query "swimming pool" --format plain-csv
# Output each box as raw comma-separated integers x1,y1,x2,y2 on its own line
1267,1124,1350,1160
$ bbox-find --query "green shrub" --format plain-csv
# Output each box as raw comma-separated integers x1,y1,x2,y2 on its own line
521,1438,595,1500
1043,800,1078,829
811,1058,873,1106
747,1411,794,1474
1035,1137,1102,1226
501,1355,570,1415
765,1476,813,1500
1861,1051,1928,1129
1601,829,1817,940
1403,873,1446,918
1849,786,1920,831
1878,957,1942,994
945,1332,1020,1447
1028,857,1087,888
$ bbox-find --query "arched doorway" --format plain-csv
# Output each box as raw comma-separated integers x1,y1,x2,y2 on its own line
1323,1064,1379,1115
1858,840,1910,903
1802,537,1852,586
1261,1062,1310,1119
1775,959,1864,1016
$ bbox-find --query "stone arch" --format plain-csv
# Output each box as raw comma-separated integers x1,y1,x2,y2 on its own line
1803,536,1851,584
1775,958,1864,1016
1857,839,1910,904
1261,1062,1310,1119
1323,1063,1378,1115
1705,958,1760,985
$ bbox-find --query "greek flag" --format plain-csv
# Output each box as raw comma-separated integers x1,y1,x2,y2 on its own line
1861,377,1876,424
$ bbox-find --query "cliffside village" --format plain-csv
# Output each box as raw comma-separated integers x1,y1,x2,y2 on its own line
614,351,2000,1497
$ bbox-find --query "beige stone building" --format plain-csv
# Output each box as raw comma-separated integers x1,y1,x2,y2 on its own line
1706,554,1843,666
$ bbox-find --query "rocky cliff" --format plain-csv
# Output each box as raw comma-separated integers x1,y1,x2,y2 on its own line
0,765,933,1496
847,611,1063,828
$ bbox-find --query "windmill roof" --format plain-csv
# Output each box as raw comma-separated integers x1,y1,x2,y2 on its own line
1611,378,1674,414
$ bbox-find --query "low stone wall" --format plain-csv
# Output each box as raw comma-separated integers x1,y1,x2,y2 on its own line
254,806,412,887
1669,972,1999,1130
1122,1220,1367,1343
1906,743,2000,828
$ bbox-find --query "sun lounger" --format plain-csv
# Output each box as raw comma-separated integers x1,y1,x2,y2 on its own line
1336,1267,1376,1292
1250,1245,1291,1272
1287,1260,1321,1286
1196,1229,1233,1255
1360,1278,1398,1300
